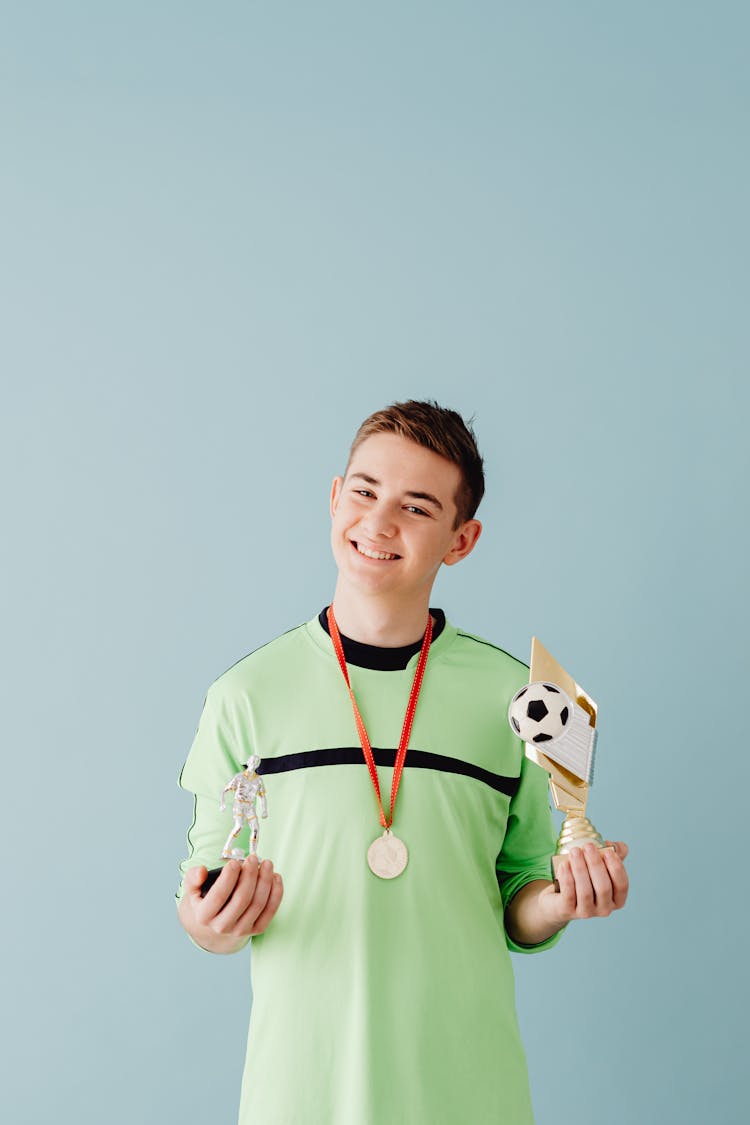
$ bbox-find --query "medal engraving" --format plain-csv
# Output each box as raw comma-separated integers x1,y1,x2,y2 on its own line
367,830,408,879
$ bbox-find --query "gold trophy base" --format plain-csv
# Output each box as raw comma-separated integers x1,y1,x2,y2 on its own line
551,815,613,877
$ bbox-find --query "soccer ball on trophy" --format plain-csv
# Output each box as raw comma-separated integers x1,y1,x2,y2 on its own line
508,682,573,745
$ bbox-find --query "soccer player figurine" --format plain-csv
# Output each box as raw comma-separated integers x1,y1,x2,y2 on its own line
219,755,268,860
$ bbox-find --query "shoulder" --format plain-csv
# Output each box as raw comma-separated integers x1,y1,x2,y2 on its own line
453,628,529,671
444,625,530,694
206,620,313,704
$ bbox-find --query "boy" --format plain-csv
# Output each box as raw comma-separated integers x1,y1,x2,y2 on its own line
177,400,628,1123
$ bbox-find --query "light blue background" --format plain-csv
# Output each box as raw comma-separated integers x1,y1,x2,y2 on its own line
2,3,747,1122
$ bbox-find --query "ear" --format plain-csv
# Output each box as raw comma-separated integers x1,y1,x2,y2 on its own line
330,476,344,519
443,519,482,567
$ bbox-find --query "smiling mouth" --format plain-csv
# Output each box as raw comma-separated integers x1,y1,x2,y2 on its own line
352,541,401,561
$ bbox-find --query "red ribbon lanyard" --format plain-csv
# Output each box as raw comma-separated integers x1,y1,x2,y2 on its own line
327,606,433,830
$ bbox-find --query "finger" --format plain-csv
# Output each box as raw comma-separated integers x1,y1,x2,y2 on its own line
250,873,284,935
198,860,244,922
237,859,276,932
212,857,261,931
605,840,629,861
602,847,630,909
583,843,614,916
184,865,208,898
554,857,577,915
569,847,595,916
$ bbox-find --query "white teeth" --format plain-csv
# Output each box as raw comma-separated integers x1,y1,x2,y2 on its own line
356,543,397,561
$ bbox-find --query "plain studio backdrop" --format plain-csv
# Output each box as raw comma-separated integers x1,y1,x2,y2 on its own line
1,3,747,1123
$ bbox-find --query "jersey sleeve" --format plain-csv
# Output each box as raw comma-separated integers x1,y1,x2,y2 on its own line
175,683,246,903
495,750,565,954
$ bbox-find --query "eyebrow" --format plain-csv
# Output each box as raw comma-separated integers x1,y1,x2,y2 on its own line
348,472,444,511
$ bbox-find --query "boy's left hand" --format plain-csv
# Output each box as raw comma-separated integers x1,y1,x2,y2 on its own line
538,840,629,925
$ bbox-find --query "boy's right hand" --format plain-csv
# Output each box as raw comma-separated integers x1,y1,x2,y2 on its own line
178,856,284,955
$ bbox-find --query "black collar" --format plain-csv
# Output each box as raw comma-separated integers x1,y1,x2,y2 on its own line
319,607,446,671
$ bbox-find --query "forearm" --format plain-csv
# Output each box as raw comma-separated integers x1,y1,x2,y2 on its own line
504,879,565,947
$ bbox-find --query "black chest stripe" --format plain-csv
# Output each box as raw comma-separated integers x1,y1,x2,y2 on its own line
258,747,521,797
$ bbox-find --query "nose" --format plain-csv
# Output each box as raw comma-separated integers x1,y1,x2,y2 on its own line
362,501,398,539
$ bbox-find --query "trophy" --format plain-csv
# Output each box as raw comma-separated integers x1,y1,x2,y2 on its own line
199,755,268,897
508,637,612,879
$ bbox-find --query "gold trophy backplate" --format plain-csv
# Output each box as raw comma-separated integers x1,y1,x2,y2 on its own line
527,637,611,876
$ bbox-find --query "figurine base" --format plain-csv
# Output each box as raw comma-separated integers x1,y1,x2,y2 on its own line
199,852,262,898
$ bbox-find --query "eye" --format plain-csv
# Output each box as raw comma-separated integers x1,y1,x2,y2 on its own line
354,489,375,499
405,505,429,517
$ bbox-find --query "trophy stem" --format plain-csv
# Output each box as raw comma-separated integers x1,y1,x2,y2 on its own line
556,814,605,854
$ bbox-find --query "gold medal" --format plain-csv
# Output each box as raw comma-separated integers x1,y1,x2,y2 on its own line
367,830,409,879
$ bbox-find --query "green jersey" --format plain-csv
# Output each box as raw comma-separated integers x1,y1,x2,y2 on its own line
178,611,561,1124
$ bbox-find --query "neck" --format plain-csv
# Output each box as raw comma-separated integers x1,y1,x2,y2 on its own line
331,583,432,647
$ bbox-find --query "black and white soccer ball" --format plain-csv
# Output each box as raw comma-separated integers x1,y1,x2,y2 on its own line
508,681,573,745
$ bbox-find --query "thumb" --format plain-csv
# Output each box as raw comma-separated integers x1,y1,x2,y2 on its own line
184,865,208,896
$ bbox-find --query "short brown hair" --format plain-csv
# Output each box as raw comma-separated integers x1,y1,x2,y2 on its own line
348,400,485,527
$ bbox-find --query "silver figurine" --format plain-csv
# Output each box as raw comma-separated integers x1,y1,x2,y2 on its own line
219,755,268,860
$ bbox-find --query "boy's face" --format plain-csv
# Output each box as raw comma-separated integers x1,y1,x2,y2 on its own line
330,432,481,604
